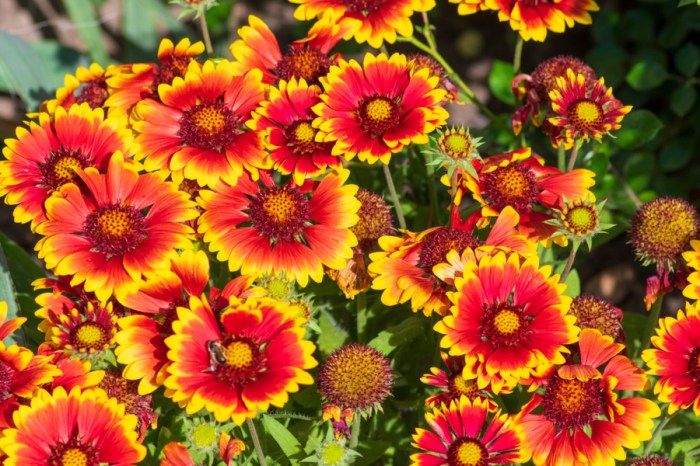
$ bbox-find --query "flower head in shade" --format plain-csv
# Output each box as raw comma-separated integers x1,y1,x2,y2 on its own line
410,396,522,465
98,369,157,442
38,63,119,115
569,295,624,343
407,54,460,103
548,68,632,149
197,168,359,287
519,329,660,466
0,386,146,465
132,59,268,186
642,302,700,416
249,77,342,185
317,343,393,411
434,250,578,392
291,0,435,48
35,153,197,303
421,352,498,410
0,103,135,231
473,0,600,42
626,456,675,466
164,296,317,424
313,53,448,165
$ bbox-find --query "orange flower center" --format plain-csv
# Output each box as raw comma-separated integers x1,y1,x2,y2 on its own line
358,95,401,138
178,100,239,151
481,302,528,348
71,322,109,351
41,150,89,190
419,227,479,275
481,163,538,212
285,119,320,155
448,373,479,400
153,56,192,89
446,437,487,466
562,202,598,236
275,45,331,85
543,375,603,430
75,77,109,108
249,185,310,243
49,439,98,466
84,205,147,260
218,337,263,384
568,99,604,133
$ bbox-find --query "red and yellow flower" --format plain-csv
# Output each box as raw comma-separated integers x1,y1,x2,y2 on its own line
35,153,197,303
548,68,632,149
164,296,317,424
434,250,578,391
0,103,134,231
643,302,700,415
519,329,660,466
198,168,359,287
291,0,435,48
131,59,268,186
40,63,120,114
411,396,522,465
313,53,448,164
0,386,146,465
249,78,341,185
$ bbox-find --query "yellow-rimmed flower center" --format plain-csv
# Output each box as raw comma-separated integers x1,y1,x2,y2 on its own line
224,340,255,369
563,203,598,236
419,227,480,275
448,373,479,399
321,442,347,465
568,99,604,132
76,77,109,109
60,448,88,466
358,95,401,137
543,375,603,430
275,46,331,85
481,302,528,348
249,185,311,244
71,322,108,351
446,437,487,466
41,150,89,190
84,204,147,260
439,131,473,159
178,100,238,151
285,119,320,155
481,163,538,212
218,337,263,384
191,424,218,449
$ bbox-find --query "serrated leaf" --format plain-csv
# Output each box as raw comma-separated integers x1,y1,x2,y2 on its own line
612,110,663,149
670,84,698,117
0,31,57,110
488,60,515,106
316,309,349,356
368,316,424,356
626,60,667,91
63,0,110,65
261,416,302,457
675,42,700,77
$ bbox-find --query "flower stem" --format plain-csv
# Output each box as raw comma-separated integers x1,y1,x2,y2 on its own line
608,163,642,208
643,411,674,457
513,36,524,75
557,144,566,172
356,291,367,342
423,152,441,227
639,295,663,360
567,141,581,172
246,418,268,466
560,243,578,283
199,8,214,56
383,163,406,230
349,415,361,449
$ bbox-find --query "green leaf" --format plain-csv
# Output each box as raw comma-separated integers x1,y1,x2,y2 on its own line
660,138,694,171
612,110,663,149
621,312,647,361
261,415,303,458
316,309,349,356
561,269,580,297
487,60,515,106
63,0,110,65
673,438,700,458
675,42,700,77
670,84,698,117
368,316,425,356
355,440,393,466
122,0,159,62
625,60,667,91
623,151,655,192
678,0,699,7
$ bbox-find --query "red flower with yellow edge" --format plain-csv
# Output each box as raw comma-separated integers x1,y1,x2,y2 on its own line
230,14,357,85
368,206,533,317
446,0,486,16
0,386,146,465
248,77,341,185
220,433,246,465
164,296,317,424
35,153,197,303
131,59,268,187
411,396,522,465
49,356,104,393
115,249,210,395
46,299,119,358
453,147,595,242
0,300,25,342
0,103,135,231
518,329,660,466
548,68,632,149
292,0,434,48
198,168,359,287
39,63,122,115
161,442,194,466
642,302,700,416
313,53,448,165
434,250,578,391
481,0,599,42
99,370,158,443
105,37,205,120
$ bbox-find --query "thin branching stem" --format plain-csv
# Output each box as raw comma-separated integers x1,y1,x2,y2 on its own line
383,163,406,230
246,418,268,466
560,243,578,283
643,410,674,457
199,8,214,56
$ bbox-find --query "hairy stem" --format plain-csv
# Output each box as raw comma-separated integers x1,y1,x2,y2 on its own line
383,163,406,230
199,9,214,56
246,418,268,466
560,243,578,283
513,36,524,75
643,411,674,457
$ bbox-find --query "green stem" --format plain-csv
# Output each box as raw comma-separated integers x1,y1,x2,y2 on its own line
356,292,367,342
608,163,642,208
513,36,524,75
420,12,436,50
383,163,406,230
349,415,361,449
639,296,663,359
398,36,501,126
643,411,674,457
567,141,581,172
557,143,566,172
560,243,578,283
199,8,214,56
246,418,268,466
423,152,441,227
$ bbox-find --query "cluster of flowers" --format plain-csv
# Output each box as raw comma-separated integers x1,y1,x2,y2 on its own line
1,0,699,464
